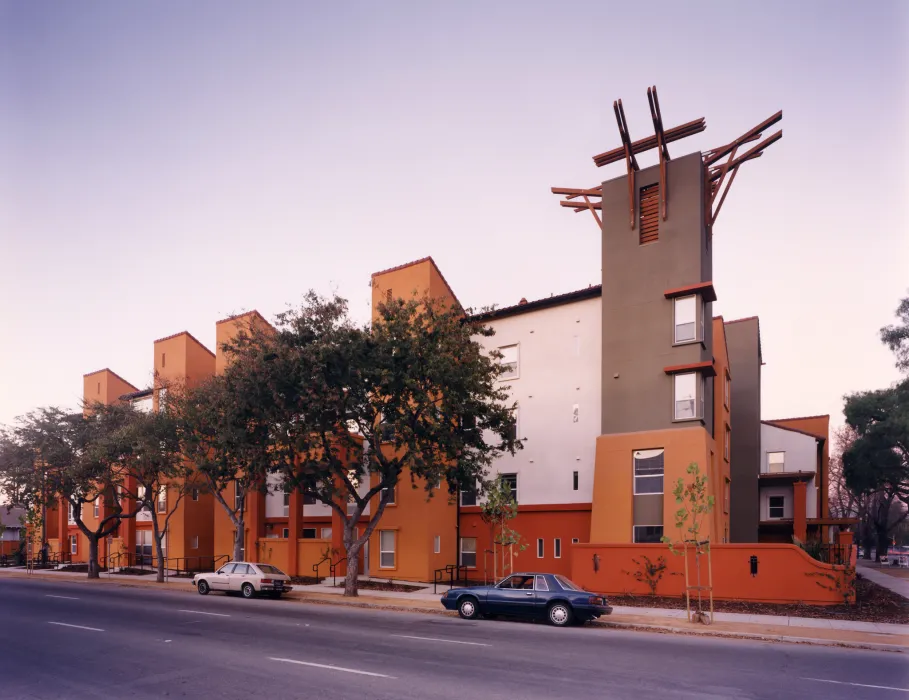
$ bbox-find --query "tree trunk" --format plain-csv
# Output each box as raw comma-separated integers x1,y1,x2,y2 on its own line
876,530,892,562
152,519,166,584
234,516,245,562
342,523,363,597
87,536,100,579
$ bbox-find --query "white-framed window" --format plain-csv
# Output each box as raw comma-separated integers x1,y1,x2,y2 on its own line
767,452,785,473
283,491,290,517
460,537,477,568
382,485,396,505
724,426,731,461
302,528,317,539
190,535,199,550
724,372,731,409
633,525,664,543
633,449,664,494
674,295,698,344
234,486,243,513
70,535,78,554
157,486,167,513
303,492,317,505
191,488,199,502
460,482,477,507
554,538,561,559
500,473,518,503
768,495,785,519
69,502,79,523
571,538,579,544
433,535,441,554
498,344,519,379
320,527,332,540
536,538,544,558
93,500,99,518
572,471,579,491
282,528,289,539
673,372,703,420
379,531,395,569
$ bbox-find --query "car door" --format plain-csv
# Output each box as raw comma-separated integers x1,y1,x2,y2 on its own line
209,563,235,591
532,575,551,615
486,575,535,616
230,563,252,591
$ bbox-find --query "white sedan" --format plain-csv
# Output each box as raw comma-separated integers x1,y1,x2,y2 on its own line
193,562,293,599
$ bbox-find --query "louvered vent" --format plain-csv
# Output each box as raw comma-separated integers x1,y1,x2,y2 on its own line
639,184,660,244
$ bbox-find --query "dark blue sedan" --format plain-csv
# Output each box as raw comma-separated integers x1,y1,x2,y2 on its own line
441,572,613,627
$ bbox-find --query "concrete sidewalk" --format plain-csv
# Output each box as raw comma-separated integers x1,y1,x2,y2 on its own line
3,566,906,652
858,560,909,599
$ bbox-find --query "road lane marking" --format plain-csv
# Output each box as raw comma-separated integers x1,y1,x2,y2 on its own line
48,622,103,632
268,657,395,679
392,634,490,647
803,678,909,693
178,609,230,617
46,595,79,600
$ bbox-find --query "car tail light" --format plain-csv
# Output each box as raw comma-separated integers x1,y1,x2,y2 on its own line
588,596,603,605
261,578,273,584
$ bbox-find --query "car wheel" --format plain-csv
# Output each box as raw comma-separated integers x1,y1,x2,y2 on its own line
197,580,210,596
241,582,256,599
457,596,481,620
548,602,573,627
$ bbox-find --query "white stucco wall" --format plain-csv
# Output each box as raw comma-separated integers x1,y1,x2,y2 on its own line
479,295,602,505
760,423,818,519
265,473,286,518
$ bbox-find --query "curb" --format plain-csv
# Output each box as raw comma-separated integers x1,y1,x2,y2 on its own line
3,571,904,652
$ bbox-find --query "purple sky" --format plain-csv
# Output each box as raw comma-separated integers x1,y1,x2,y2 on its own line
1,1,907,430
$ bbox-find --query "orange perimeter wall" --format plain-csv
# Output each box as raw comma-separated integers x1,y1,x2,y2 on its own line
570,543,852,605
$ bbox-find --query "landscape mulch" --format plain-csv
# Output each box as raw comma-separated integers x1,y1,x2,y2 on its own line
290,576,322,585
333,580,427,593
609,574,908,624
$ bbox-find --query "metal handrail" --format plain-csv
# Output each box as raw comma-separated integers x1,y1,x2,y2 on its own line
312,553,331,580
433,563,470,594
329,557,347,586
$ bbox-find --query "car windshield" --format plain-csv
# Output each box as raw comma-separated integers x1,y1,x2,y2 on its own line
256,564,286,576
553,575,584,592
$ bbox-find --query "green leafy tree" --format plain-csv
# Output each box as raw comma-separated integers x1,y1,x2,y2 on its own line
880,294,909,372
216,292,520,597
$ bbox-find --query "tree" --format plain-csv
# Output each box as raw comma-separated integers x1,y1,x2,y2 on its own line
1,407,145,578
828,425,873,557
219,292,520,596
103,401,192,582
480,477,524,582
880,294,909,372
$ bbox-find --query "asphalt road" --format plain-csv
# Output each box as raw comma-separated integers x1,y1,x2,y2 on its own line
0,577,906,699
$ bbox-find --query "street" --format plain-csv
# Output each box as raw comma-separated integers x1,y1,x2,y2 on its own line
0,578,906,699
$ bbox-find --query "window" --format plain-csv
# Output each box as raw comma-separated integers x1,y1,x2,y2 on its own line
572,471,579,491
157,486,167,513
282,528,289,539
191,488,199,502
283,491,290,517
768,452,785,473
302,528,317,539
320,527,332,540
768,495,785,519
534,575,550,591
498,344,519,379
633,449,664,494
190,535,199,550
70,502,79,523
536,538,544,558
571,538,579,544
499,473,518,503
724,372,731,409
161,352,166,368
433,535,440,554
639,183,659,244
303,493,317,505
673,372,703,420
382,485,396,505
379,531,395,569
633,525,664,543
385,288,393,304
554,538,562,559
724,479,730,514
674,295,697,343
93,500,99,518
460,482,477,507
70,535,78,554
460,537,477,568
234,487,243,513
724,426,731,461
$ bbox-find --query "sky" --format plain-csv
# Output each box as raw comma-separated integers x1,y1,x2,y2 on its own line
1,1,907,432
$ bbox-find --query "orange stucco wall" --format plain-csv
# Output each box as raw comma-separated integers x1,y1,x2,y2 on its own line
82,369,138,410
590,426,722,543
711,318,732,542
459,506,591,582
570,542,853,605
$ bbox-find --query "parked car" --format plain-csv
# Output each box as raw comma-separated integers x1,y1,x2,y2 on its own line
193,562,293,599
441,572,612,626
